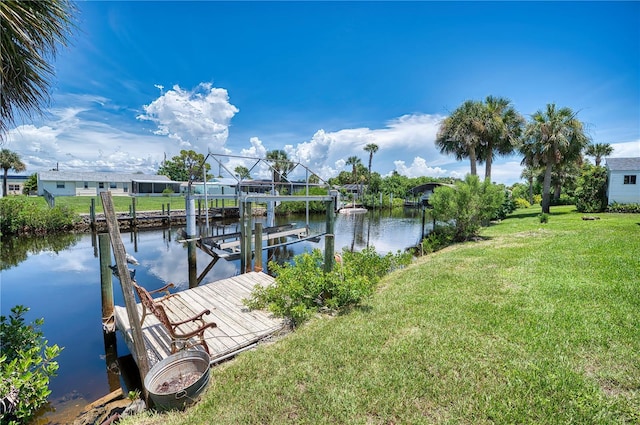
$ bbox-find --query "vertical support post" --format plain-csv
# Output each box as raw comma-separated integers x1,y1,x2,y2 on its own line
244,202,253,273
99,233,114,333
131,197,137,227
188,240,198,288
324,199,335,273
99,192,149,401
167,203,171,224
239,198,245,273
254,222,263,272
186,195,196,237
197,199,202,223
421,206,426,240
90,198,96,230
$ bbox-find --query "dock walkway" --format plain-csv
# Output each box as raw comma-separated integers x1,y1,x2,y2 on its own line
114,272,285,367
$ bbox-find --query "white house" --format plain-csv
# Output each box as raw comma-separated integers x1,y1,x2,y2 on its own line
605,157,640,204
37,171,180,197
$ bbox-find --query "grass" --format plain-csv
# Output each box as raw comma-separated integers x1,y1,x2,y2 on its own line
120,205,639,424
42,195,239,214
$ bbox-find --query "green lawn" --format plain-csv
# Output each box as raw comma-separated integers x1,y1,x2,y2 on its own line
121,205,639,424
50,195,238,214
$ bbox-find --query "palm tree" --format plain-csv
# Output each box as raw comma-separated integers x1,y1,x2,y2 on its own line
0,0,75,138
521,104,590,213
585,142,613,166
265,150,294,184
481,96,525,181
0,149,26,197
435,100,485,176
345,156,362,184
363,143,379,177
520,164,538,205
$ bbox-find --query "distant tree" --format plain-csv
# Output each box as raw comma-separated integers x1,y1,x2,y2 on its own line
309,174,320,184
520,104,589,213
234,165,251,180
0,0,75,138
22,173,38,195
363,143,379,176
345,156,362,184
266,150,294,184
0,149,26,197
585,142,613,167
520,164,539,205
157,149,210,182
436,100,484,176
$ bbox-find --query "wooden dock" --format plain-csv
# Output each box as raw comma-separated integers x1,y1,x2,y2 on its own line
114,272,286,367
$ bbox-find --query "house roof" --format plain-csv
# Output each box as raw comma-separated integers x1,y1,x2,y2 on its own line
605,157,640,171
38,171,172,183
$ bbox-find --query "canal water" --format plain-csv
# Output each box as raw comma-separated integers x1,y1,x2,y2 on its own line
0,208,427,423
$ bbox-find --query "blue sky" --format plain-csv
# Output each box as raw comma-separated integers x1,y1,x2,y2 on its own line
5,1,639,185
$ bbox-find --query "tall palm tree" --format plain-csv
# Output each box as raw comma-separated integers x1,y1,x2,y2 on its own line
363,143,379,177
435,100,485,176
585,142,613,166
0,149,26,197
521,104,590,213
265,150,294,184
345,156,362,184
481,96,525,182
0,0,75,138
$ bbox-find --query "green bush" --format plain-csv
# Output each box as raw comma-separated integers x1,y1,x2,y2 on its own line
539,213,549,223
533,194,542,205
245,247,410,326
417,227,455,255
430,175,505,241
574,165,608,213
0,306,62,425
0,196,79,236
607,202,640,213
514,198,531,209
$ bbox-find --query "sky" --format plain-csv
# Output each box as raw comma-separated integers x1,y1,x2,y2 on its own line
3,1,640,185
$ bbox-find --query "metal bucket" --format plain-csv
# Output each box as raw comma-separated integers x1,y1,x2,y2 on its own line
144,349,210,411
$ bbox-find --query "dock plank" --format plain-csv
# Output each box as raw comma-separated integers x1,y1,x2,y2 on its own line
114,273,285,367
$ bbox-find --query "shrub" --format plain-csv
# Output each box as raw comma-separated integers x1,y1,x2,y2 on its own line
533,194,542,205
0,306,62,425
574,165,608,213
417,227,455,255
0,196,79,236
429,175,505,241
539,213,549,223
607,202,640,214
245,247,410,326
514,198,531,209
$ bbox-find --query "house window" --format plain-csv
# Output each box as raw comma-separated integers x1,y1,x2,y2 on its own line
623,175,637,185
56,181,65,189
99,182,105,189
109,181,117,189
8,184,20,191
84,181,89,189
123,183,128,193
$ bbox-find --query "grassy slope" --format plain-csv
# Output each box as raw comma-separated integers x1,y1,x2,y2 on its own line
122,206,639,424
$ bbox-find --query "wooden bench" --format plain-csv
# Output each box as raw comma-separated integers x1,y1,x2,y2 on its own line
133,283,217,354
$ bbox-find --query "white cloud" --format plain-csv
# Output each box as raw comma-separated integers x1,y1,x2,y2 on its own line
137,83,239,154
5,106,164,173
392,157,452,178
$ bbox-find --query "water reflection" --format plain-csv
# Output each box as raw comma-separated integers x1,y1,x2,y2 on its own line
0,233,82,271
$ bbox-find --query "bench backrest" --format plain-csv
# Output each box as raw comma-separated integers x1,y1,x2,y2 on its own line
133,283,173,333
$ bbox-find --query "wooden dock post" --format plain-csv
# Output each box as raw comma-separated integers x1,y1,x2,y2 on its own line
99,233,115,333
100,192,150,399
244,202,253,273
324,199,335,272
131,197,137,228
254,222,263,272
90,198,96,230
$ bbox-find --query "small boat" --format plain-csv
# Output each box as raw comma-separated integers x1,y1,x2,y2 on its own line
339,203,367,214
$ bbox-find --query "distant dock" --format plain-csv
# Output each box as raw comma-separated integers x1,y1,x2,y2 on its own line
114,272,286,367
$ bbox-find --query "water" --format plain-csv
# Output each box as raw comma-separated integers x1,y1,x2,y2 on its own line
0,208,427,422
